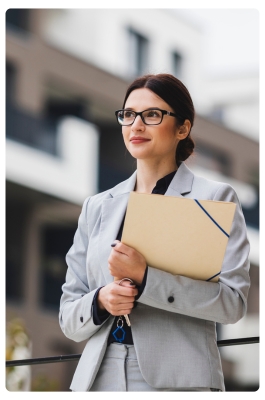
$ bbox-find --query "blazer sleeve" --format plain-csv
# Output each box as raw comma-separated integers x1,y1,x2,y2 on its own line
137,183,251,325
59,197,110,343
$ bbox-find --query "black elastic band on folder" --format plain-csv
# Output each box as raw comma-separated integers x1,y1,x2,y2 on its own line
206,271,221,282
194,199,230,238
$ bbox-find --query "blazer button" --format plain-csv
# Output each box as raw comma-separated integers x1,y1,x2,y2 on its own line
168,296,174,303
80,317,83,323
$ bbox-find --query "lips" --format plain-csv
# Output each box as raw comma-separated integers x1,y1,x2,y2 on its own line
130,136,151,144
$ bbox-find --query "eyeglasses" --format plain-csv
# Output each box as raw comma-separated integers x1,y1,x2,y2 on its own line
115,108,178,126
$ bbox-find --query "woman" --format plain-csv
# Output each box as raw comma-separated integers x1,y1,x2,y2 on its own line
59,74,250,392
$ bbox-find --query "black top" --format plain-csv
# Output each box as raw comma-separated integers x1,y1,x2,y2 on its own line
92,170,177,345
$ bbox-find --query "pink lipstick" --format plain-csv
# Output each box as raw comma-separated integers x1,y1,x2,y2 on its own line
130,136,151,144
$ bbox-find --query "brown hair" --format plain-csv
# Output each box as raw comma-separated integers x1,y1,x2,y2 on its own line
122,74,195,164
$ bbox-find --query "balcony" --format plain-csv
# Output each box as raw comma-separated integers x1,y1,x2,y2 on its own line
6,104,99,204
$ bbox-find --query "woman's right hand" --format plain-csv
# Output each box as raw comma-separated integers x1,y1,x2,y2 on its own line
97,281,138,316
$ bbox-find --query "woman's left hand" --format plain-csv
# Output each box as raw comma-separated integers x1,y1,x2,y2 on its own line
108,241,146,285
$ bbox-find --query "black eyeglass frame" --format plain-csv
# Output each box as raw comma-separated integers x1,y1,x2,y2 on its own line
115,108,178,126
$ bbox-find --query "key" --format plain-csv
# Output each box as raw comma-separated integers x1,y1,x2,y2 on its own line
124,314,131,327
118,277,134,326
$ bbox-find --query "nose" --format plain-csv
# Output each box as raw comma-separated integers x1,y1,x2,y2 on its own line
131,115,145,130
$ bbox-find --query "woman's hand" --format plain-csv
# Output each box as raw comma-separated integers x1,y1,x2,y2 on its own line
97,280,138,316
108,241,147,285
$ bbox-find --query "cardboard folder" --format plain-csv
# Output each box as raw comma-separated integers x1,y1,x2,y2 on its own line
121,192,236,282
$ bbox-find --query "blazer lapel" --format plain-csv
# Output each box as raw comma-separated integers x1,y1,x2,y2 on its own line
98,172,137,284
165,162,194,197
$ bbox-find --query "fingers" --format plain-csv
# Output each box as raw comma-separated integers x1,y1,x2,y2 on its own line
110,309,134,316
111,240,120,248
105,293,136,316
118,279,135,288
108,246,127,271
99,282,138,316
109,285,137,315
113,282,138,297
108,243,137,273
111,241,134,256
107,299,135,316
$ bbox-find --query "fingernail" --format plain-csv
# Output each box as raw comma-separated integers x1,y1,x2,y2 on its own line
130,282,135,286
111,242,116,247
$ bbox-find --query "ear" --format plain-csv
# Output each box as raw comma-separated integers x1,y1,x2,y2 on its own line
176,120,191,140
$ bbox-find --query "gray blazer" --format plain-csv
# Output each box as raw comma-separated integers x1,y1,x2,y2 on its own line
59,162,250,391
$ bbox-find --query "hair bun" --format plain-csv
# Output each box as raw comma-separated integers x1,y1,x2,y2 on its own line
176,135,195,162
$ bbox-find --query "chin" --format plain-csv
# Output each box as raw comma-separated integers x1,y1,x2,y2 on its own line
128,151,151,160
126,145,150,158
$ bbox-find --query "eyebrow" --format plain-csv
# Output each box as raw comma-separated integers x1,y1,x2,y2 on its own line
123,107,161,111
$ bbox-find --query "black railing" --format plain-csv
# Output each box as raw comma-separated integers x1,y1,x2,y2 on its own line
6,336,259,368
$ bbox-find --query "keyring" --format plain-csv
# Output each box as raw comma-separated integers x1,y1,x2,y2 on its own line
118,277,134,286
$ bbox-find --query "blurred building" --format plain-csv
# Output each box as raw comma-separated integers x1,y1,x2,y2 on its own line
6,9,259,391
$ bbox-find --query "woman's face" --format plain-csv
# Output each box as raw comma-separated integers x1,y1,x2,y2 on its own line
122,88,184,164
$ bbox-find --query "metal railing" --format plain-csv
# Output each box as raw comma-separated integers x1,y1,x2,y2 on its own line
6,336,259,368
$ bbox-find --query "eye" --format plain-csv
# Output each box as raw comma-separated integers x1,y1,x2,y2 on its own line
124,110,135,118
146,110,160,117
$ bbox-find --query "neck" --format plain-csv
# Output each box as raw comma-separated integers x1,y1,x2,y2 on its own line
135,159,178,193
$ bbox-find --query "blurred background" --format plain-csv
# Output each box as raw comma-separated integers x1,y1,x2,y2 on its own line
5,8,259,391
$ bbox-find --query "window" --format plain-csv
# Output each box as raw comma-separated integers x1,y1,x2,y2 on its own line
44,97,88,128
128,28,149,77
40,225,77,310
172,51,182,78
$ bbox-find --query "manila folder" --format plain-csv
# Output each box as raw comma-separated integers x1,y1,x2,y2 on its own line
121,192,236,282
